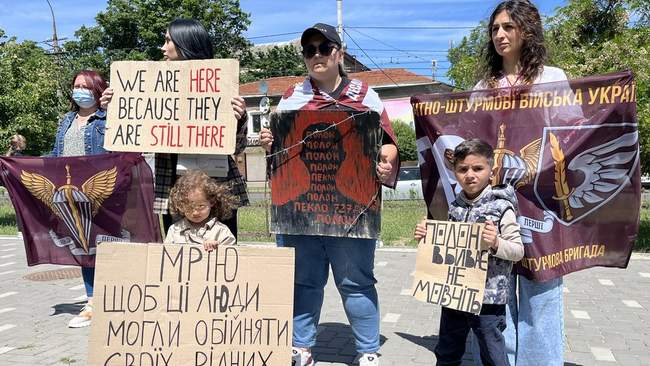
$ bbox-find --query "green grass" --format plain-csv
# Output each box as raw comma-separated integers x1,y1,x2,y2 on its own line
237,199,427,246
2,201,650,251
0,204,18,235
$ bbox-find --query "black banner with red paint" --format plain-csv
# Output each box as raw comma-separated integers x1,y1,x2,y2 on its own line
269,110,382,239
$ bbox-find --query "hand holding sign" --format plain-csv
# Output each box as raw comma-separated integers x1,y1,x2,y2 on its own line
482,220,499,251
376,152,392,184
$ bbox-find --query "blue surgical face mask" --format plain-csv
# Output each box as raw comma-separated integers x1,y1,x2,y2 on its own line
72,88,96,109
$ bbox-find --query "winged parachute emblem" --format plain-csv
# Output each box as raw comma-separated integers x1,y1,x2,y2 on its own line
565,131,637,210
20,165,117,253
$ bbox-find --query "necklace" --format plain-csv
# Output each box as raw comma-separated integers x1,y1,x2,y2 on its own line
504,73,523,88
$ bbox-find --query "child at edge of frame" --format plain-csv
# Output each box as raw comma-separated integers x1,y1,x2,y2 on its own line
164,169,239,250
414,138,524,366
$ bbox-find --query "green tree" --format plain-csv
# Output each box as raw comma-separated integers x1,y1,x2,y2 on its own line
545,0,650,173
62,0,252,79
240,44,306,83
447,24,487,91
392,120,417,162
0,29,63,155
446,0,650,172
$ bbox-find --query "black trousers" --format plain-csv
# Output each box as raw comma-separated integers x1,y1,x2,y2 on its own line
435,304,509,366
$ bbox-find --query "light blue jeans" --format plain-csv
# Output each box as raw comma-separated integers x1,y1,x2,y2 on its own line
471,274,564,366
277,234,380,353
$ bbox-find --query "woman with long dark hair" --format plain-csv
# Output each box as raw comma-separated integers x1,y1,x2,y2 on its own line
102,18,248,238
473,1,573,365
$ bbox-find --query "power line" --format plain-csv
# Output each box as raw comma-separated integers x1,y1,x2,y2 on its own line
247,31,302,40
347,47,449,53
343,30,400,87
346,28,431,64
346,25,475,30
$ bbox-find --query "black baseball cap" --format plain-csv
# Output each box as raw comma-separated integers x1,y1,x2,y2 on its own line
300,23,342,47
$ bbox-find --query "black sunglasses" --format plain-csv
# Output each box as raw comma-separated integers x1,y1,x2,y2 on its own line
301,42,338,58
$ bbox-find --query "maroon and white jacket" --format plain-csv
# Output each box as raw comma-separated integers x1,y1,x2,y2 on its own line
277,77,400,187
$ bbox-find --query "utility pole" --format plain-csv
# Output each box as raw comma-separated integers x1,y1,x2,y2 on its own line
431,59,438,81
337,0,344,46
45,0,60,54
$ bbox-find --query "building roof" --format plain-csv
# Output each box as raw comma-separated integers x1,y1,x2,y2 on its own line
240,68,435,96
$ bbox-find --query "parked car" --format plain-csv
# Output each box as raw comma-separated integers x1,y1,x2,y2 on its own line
382,166,423,200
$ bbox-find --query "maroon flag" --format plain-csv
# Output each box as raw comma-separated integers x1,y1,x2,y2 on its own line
413,71,640,281
0,153,161,267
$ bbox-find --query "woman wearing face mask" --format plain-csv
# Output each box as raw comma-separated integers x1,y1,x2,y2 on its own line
101,18,248,237
50,69,108,328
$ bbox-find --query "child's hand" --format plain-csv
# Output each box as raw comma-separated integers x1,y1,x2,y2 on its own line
414,217,428,241
203,240,219,252
482,220,499,250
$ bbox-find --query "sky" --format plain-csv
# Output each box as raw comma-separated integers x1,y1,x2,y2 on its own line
0,0,567,85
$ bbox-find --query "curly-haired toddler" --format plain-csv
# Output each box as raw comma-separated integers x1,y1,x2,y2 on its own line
165,170,239,250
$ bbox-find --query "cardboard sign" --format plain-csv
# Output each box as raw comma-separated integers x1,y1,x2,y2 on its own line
269,110,382,239
106,60,239,154
88,243,294,366
411,220,488,314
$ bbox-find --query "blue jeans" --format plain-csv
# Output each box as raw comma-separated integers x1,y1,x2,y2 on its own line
471,275,564,366
277,234,380,353
81,267,95,298
505,275,564,366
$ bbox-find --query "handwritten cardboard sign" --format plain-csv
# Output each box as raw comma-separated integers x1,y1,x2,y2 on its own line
269,110,382,239
106,60,238,154
411,220,488,314
88,243,294,366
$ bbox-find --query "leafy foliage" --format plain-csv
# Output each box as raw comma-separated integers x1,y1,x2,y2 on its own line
61,0,252,79
0,29,63,155
240,44,306,83
446,0,650,172
392,120,417,162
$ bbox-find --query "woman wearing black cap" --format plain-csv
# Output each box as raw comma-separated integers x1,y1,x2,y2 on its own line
260,23,399,366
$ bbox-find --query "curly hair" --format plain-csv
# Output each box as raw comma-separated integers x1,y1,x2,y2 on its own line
480,0,547,87
168,170,239,221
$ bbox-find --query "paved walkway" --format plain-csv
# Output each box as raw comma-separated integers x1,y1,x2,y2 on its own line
0,236,649,365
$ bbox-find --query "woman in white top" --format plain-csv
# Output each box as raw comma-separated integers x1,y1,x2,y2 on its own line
472,1,577,365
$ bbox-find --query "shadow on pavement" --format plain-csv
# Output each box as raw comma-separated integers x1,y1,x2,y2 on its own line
564,363,583,366
51,301,85,316
395,332,438,353
313,322,387,365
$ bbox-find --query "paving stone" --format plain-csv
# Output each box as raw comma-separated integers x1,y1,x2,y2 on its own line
0,239,649,365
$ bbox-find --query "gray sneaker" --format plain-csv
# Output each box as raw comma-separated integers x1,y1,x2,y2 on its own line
291,347,315,366
68,302,93,328
359,353,379,366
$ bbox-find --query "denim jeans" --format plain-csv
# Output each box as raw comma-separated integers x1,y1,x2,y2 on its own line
471,275,564,366
277,234,380,353
436,304,508,366
505,275,564,366
81,266,95,298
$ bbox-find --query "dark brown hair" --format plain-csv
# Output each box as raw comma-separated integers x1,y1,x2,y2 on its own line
453,139,495,168
169,170,238,221
70,70,108,111
481,0,547,87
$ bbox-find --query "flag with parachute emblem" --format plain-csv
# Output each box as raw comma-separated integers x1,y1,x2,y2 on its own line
413,70,640,281
0,152,161,267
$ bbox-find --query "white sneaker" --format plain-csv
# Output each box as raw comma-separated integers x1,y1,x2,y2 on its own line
291,347,315,366
359,353,379,366
68,302,93,328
